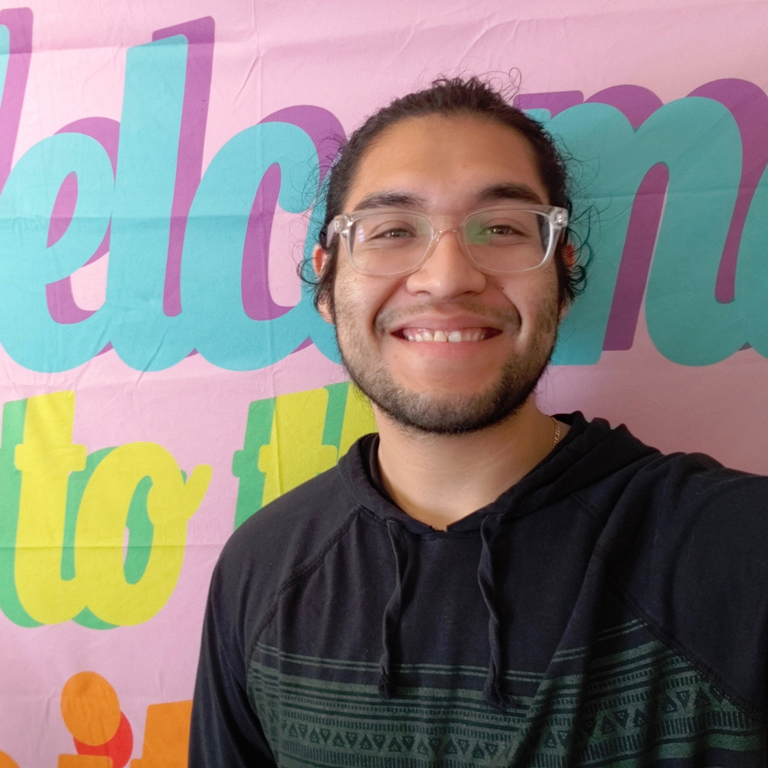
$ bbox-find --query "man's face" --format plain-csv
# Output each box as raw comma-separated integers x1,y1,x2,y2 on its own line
319,114,563,434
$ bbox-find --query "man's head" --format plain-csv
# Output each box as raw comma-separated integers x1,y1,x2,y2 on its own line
309,77,584,435
310,77,583,315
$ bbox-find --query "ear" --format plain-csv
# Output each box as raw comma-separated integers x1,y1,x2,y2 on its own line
312,243,327,278
312,244,334,324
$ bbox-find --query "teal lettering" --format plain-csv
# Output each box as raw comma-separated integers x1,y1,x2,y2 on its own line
181,121,328,369
0,398,39,627
733,159,768,358
0,8,757,373
0,132,113,370
232,398,274,529
544,97,742,365
642,98,742,365
108,34,193,370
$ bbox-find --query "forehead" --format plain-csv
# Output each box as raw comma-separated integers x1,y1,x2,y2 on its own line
344,114,548,212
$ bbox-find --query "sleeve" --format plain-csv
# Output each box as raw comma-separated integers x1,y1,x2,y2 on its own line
188,561,277,767
617,462,768,721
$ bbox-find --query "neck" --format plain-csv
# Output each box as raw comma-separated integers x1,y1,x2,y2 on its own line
374,399,567,530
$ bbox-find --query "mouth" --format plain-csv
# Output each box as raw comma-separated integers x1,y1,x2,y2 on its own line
395,327,503,343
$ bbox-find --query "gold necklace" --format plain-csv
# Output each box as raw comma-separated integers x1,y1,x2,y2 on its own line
551,416,562,448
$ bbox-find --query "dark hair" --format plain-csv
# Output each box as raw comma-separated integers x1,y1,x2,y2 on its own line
303,76,586,311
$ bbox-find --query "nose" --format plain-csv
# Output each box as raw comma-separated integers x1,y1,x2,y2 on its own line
404,228,487,298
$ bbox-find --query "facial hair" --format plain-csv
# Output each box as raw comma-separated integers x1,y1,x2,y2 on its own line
333,296,560,436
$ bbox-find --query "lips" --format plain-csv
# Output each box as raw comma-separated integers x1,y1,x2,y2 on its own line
400,327,496,342
379,303,515,348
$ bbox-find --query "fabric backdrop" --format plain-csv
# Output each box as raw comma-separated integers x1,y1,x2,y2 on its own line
0,0,766,764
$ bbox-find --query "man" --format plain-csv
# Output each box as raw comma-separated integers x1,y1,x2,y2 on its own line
189,78,767,766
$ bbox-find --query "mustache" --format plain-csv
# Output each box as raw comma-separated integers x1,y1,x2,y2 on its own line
375,299,521,332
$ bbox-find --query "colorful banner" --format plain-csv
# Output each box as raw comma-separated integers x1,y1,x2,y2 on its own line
0,0,767,764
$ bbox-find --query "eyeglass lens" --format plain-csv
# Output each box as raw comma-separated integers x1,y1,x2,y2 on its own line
348,209,553,275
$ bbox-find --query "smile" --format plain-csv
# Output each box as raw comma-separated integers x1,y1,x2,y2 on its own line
399,327,500,343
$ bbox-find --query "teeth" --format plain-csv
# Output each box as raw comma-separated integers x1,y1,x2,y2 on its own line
402,328,486,343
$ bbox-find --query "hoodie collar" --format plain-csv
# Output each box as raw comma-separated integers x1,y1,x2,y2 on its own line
337,412,659,534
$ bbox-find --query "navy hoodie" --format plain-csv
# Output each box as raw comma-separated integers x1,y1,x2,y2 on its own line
190,413,768,766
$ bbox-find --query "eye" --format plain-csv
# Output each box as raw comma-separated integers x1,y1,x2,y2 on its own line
484,222,523,236
371,224,416,239
466,211,537,245
356,214,426,247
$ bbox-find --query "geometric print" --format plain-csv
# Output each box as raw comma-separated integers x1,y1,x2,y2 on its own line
248,623,764,767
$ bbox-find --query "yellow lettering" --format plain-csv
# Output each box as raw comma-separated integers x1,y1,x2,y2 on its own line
12,391,211,626
76,443,211,626
14,392,87,624
258,389,338,507
339,385,377,457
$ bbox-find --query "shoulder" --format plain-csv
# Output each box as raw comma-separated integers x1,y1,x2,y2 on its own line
219,454,359,589
616,448,766,532
601,446,768,577
602,449,768,719
208,436,375,635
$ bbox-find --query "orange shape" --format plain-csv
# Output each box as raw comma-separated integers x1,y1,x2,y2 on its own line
61,672,121,746
130,701,192,768
75,711,133,768
58,756,112,767
0,752,20,768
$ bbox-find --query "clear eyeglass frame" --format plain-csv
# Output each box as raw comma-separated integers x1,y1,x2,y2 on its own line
323,204,569,277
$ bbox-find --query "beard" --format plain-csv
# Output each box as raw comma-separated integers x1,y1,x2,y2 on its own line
334,297,559,436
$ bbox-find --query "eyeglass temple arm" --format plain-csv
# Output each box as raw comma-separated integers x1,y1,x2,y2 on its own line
323,216,343,249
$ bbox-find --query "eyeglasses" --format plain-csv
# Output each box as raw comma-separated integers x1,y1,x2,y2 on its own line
324,204,569,277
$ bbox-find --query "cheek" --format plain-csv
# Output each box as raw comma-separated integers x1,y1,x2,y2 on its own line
334,270,404,328
498,269,560,326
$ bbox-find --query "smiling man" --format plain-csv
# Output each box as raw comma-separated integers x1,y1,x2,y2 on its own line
190,78,768,766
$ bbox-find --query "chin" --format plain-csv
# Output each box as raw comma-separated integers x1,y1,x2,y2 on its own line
336,295,560,436
348,364,545,436
376,393,529,435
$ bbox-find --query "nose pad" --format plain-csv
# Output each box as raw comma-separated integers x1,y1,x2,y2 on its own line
424,227,471,262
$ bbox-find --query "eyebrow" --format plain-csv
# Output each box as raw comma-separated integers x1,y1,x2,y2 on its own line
352,191,427,212
477,183,545,206
351,183,545,213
